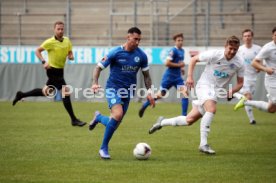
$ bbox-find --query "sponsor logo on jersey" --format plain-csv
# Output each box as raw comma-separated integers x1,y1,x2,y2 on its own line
118,59,127,62
121,65,139,72
244,58,251,65
213,70,229,78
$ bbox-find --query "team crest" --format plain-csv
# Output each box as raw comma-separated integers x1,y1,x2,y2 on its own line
134,56,140,62
111,98,116,104
229,63,235,69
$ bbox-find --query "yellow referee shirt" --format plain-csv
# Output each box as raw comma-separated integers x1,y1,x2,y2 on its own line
41,36,72,68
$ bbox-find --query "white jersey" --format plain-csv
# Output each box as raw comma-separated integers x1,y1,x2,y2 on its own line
197,50,244,88
255,41,276,87
238,44,261,82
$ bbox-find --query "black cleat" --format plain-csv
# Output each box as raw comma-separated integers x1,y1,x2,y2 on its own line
89,111,100,131
71,119,86,127
250,120,256,125
138,106,146,118
12,91,23,106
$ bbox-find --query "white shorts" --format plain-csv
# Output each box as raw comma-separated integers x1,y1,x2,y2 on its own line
195,84,218,106
240,80,256,95
192,100,205,115
265,81,276,104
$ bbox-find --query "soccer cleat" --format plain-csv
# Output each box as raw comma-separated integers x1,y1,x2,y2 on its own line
234,96,246,111
199,144,216,155
71,119,86,127
99,149,111,159
250,120,257,125
12,91,23,106
149,116,163,134
89,111,101,131
138,105,147,118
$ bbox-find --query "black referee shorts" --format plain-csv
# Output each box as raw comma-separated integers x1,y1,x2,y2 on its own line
46,67,66,90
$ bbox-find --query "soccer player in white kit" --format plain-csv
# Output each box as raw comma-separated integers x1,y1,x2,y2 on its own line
234,29,261,124
149,36,244,155
234,27,276,113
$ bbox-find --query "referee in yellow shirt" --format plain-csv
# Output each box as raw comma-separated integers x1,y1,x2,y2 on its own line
13,21,86,127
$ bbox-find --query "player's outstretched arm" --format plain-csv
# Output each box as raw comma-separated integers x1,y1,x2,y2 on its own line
186,55,199,90
142,70,155,108
68,51,74,60
252,59,274,75
91,66,102,93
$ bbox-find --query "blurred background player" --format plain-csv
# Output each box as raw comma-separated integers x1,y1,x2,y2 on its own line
89,27,155,159
234,27,276,114
234,29,261,124
12,21,86,127
138,33,189,118
149,36,244,155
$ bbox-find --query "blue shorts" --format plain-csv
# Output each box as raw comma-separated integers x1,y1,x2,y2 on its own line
106,88,130,115
160,77,184,92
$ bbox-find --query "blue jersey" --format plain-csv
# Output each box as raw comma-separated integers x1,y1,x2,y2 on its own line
98,46,149,90
163,47,184,78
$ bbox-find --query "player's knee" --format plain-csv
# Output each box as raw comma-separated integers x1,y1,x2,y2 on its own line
160,90,167,97
43,86,56,96
112,112,124,121
186,116,196,125
206,108,216,114
267,105,276,113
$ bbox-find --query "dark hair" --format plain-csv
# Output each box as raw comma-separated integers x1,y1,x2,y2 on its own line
225,36,240,46
173,33,184,40
128,27,141,35
272,27,276,34
54,21,64,28
242,29,254,37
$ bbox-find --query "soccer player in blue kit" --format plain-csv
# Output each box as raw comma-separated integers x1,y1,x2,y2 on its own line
138,33,189,118
89,27,155,159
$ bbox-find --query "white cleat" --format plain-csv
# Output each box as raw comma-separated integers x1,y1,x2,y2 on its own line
99,149,111,159
199,144,216,155
149,116,164,134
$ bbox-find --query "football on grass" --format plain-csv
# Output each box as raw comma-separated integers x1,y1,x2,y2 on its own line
133,142,151,160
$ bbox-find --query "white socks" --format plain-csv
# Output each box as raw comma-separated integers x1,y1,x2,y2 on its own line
161,116,188,126
245,100,269,112
233,93,244,100
200,112,214,147
245,106,255,122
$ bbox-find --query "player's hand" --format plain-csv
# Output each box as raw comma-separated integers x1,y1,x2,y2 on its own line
265,67,274,75
43,62,50,70
181,68,185,75
68,55,74,61
68,52,74,60
91,84,101,93
186,76,194,90
147,89,155,108
179,85,189,98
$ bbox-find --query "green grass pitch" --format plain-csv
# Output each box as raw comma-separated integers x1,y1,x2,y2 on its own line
0,101,276,183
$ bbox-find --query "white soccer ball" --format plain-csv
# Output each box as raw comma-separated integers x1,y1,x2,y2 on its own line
133,142,151,160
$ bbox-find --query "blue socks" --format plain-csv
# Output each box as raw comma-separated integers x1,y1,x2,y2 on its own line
142,100,151,110
142,98,158,109
100,118,119,150
181,98,189,116
143,97,188,116
97,114,109,126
